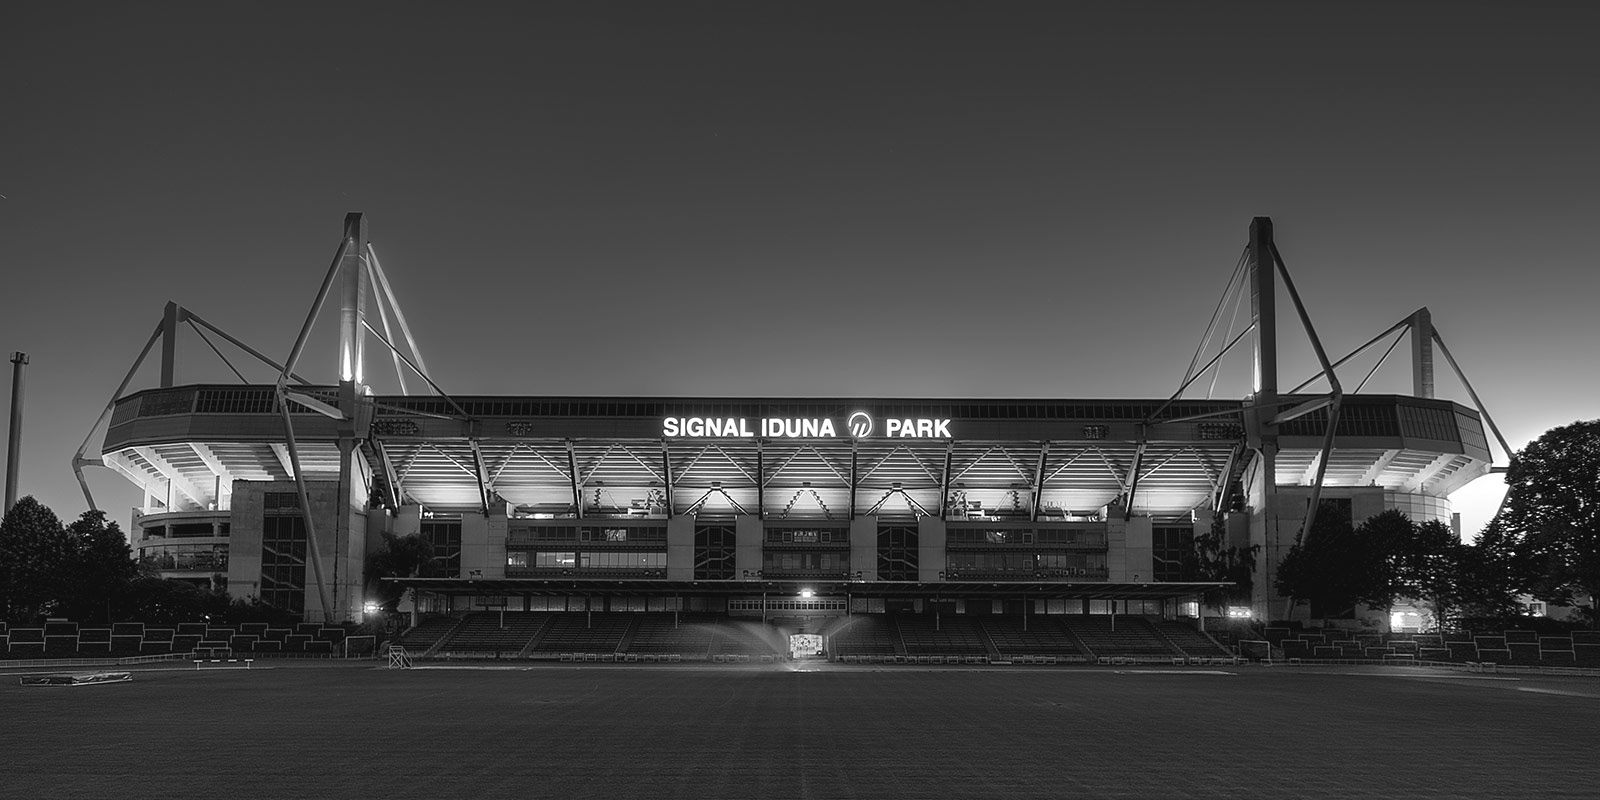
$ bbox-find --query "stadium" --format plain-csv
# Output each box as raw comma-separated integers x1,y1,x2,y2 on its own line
50,215,1510,664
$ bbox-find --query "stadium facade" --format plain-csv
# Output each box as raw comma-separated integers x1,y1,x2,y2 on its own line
84,216,1499,627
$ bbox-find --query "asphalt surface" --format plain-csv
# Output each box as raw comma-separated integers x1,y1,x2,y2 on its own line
3,662,1596,799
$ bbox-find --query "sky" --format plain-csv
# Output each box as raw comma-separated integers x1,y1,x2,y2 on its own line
2,1,1597,538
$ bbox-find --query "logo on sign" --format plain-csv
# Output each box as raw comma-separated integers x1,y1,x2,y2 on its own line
847,411,873,438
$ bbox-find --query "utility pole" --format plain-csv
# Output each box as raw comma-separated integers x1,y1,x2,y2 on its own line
5,352,28,514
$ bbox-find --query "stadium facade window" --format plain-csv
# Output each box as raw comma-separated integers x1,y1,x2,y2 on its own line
1151,526,1194,582
421,520,462,578
765,528,847,544
761,551,848,573
535,552,575,569
877,525,918,581
141,543,228,571
1034,552,1107,577
586,551,667,570
260,492,307,615
946,552,1033,573
170,523,216,538
693,525,736,580
1035,528,1106,547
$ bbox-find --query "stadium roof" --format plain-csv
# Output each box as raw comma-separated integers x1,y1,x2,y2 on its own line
103,385,1493,522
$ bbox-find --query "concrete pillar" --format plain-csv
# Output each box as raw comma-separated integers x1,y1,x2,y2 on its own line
1411,307,1435,398
666,516,695,581
735,515,763,578
1120,516,1153,583
850,516,877,581
917,516,946,582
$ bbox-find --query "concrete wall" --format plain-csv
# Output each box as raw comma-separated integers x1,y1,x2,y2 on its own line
1119,516,1153,583
225,481,267,601
666,515,695,581
850,517,877,581
227,479,344,621
459,512,489,579
484,503,509,579
735,515,762,578
916,516,946,581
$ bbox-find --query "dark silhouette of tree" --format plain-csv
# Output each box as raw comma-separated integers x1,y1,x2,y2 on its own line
61,509,140,623
1495,419,1600,625
365,532,434,610
1356,510,1463,624
122,577,231,625
0,496,74,623
1275,500,1368,622
1445,517,1526,622
1279,505,1470,626
1183,513,1259,618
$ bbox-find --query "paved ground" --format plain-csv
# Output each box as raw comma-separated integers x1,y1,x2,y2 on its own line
2,661,1596,799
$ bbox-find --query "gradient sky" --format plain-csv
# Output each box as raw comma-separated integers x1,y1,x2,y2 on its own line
3,2,1597,537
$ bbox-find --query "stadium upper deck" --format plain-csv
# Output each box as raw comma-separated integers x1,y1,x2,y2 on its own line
102,386,1488,524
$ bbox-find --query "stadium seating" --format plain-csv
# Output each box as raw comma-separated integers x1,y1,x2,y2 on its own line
826,615,900,658
1063,616,1181,659
8,628,44,655
111,622,145,654
530,613,634,656
435,612,549,655
77,628,112,655
894,614,989,657
1149,620,1231,658
974,616,1084,659
622,613,716,657
398,615,461,653
711,619,784,657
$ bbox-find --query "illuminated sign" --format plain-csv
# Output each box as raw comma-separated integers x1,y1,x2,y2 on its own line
847,411,873,437
662,411,950,439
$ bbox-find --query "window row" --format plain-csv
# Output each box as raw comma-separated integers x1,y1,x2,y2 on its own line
140,544,229,571
507,551,668,570
947,528,1107,547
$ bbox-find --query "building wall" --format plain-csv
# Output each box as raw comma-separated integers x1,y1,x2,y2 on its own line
850,517,877,582
459,511,490,578
735,515,762,578
916,516,946,582
666,516,695,581
227,480,352,621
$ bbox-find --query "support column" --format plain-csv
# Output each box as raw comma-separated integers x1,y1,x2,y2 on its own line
335,212,369,621
159,301,180,388
5,352,27,514
1246,217,1282,621
1249,217,1277,403
1410,307,1435,399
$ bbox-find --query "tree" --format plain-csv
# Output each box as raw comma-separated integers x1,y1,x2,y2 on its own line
365,532,434,611
1351,509,1416,612
1354,510,1465,626
0,496,75,623
1275,500,1368,621
1444,517,1525,623
122,577,231,625
1496,419,1600,625
61,509,140,624
1183,513,1259,618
